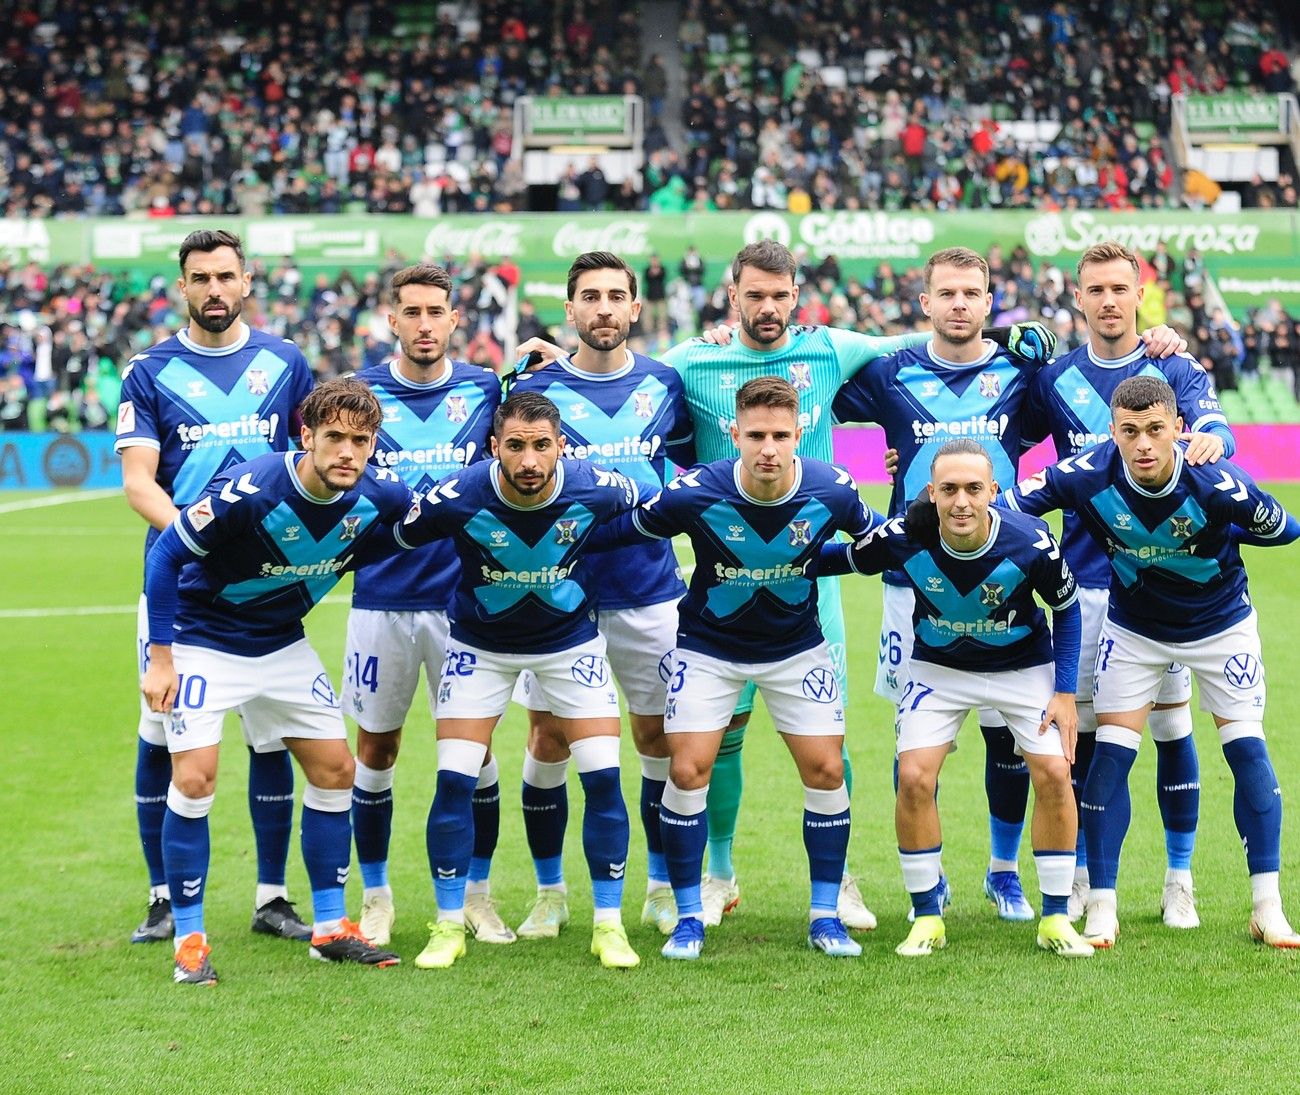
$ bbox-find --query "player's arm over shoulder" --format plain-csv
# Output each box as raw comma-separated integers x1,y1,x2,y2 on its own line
825,326,927,384
1022,516,1078,609
1197,461,1300,544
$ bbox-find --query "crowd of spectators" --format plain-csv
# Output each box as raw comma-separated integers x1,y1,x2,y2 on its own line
1,1,1296,219
6,235,1297,433
0,0,643,219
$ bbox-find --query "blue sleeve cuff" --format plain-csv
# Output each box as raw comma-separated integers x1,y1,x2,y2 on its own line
816,542,854,576
1050,600,1082,694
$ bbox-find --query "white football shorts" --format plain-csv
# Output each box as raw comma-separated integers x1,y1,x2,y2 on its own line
342,607,451,731
1077,587,1191,704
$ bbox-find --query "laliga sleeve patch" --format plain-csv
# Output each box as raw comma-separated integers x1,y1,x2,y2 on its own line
116,400,136,434
403,497,422,524
186,497,215,531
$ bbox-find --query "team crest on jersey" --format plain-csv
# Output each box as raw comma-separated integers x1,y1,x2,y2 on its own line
978,372,1001,399
980,582,1005,607
720,373,736,390
186,379,208,399
186,498,215,531
634,391,655,418
1169,516,1194,539
339,516,361,541
554,519,579,544
246,368,269,395
445,395,468,423
789,363,812,391
490,529,509,546
282,525,301,543
788,519,812,545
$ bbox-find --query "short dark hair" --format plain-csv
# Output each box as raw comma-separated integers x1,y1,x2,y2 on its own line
299,378,382,433
493,390,562,437
566,251,637,300
922,247,989,291
1111,375,1177,416
178,229,245,275
930,438,994,474
390,262,454,307
730,240,797,284
735,376,800,417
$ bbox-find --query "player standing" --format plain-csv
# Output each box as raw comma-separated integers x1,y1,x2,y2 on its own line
394,390,643,970
141,379,410,983
343,264,504,948
1004,376,1300,948
116,229,314,945
595,377,882,960
1020,241,1235,926
821,439,1091,958
507,252,695,939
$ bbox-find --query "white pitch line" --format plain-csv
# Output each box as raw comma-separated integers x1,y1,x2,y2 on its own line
0,489,119,515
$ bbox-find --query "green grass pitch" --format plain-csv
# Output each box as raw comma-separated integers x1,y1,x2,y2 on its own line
2,485,1299,1094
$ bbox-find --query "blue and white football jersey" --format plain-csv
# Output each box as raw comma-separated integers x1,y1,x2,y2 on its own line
831,340,1038,585
832,506,1077,673
1020,342,1233,589
115,324,315,562
1003,442,1290,642
510,351,694,610
352,359,500,612
394,458,639,655
613,457,878,663
160,452,412,656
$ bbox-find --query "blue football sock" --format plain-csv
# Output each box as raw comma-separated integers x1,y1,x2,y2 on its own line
351,762,394,891
522,776,568,888
578,766,630,912
163,792,212,939
1071,730,1097,869
661,782,709,916
1223,736,1282,875
982,723,1028,868
427,768,478,913
1153,734,1199,871
1081,730,1140,890
469,778,500,884
705,724,745,880
804,785,850,916
135,738,170,888
300,794,350,926
638,760,669,886
248,747,293,888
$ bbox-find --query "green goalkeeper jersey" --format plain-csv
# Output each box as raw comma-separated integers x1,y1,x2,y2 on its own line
661,325,926,464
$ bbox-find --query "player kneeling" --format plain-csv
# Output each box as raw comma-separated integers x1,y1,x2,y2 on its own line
823,439,1092,958
141,380,411,983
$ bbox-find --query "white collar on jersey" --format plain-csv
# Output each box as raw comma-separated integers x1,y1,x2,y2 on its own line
177,323,251,357
489,457,566,511
925,338,997,368
733,456,803,506
939,507,1001,560
1120,443,1184,499
558,348,636,381
387,358,453,389
283,451,346,504
1085,342,1149,370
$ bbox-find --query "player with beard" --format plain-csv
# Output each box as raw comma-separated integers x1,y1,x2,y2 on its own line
505,253,693,939
343,264,503,948
116,229,315,946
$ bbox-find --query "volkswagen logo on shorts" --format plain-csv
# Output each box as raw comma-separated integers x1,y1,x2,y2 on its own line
801,667,838,703
658,652,674,683
1223,653,1261,689
312,673,340,707
571,655,609,688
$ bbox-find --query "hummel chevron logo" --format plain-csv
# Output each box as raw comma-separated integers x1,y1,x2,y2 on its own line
436,867,456,879
1213,469,1249,501
218,472,260,504
1058,451,1096,474
336,866,350,885
182,877,203,897
1032,529,1061,559
669,469,703,490
609,861,627,880
426,479,461,504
